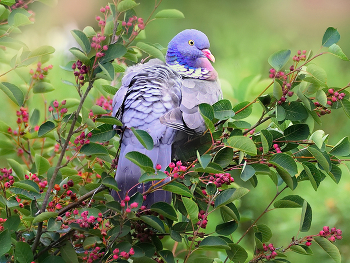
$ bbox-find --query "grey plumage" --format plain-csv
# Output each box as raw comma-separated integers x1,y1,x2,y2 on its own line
112,29,222,206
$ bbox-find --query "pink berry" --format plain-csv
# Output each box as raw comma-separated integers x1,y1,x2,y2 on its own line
328,89,334,94
156,164,162,170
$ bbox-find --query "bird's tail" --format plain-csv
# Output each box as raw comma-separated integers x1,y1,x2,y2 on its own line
113,142,171,207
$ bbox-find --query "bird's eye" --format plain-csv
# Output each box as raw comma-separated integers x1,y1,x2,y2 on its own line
188,40,195,46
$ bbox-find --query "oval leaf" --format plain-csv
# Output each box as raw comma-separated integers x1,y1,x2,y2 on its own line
155,9,184,19
38,121,55,137
226,136,257,156
136,42,165,61
322,27,340,48
131,127,154,150
268,49,291,71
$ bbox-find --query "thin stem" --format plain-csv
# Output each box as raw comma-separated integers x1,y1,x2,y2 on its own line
32,81,94,253
236,185,288,244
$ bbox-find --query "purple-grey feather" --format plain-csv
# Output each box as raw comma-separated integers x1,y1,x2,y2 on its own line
112,29,221,207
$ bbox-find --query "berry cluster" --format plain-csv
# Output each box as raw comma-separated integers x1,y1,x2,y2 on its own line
91,33,107,58
273,143,282,153
292,50,307,62
73,131,92,148
96,5,111,28
131,220,155,243
11,0,29,9
319,226,342,242
82,246,104,263
72,60,88,86
164,161,187,179
120,195,139,213
261,243,278,261
29,62,53,80
207,172,234,187
0,218,8,231
0,168,14,189
197,210,208,229
314,88,346,116
24,173,48,192
122,15,145,33
48,99,68,117
7,107,30,140
47,180,76,211
110,247,135,261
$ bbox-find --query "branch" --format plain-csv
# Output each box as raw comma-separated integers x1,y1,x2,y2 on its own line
32,81,94,252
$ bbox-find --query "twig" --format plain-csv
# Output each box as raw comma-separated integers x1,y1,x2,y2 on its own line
32,81,94,253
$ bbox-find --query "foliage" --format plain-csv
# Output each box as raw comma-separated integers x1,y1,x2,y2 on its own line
0,0,348,262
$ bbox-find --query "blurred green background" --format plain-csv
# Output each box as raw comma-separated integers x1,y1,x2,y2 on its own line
1,0,350,262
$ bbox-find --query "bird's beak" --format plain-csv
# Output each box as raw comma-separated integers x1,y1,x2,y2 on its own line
202,49,215,63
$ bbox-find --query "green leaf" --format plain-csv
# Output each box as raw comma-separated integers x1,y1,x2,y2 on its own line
163,181,192,198
316,90,328,106
212,99,235,120
199,236,230,250
33,212,58,224
276,104,286,121
71,29,91,54
80,143,109,155
15,242,33,263
140,215,165,233
28,45,55,58
290,245,313,255
136,42,165,61
60,241,79,263
92,118,120,129
0,0,15,6
182,197,199,224
7,159,24,180
302,162,323,191
35,154,50,175
270,153,297,188
282,101,308,121
240,165,255,182
117,0,139,12
227,244,248,263
197,153,211,169
97,62,114,81
3,214,20,232
328,44,349,61
268,49,291,71
226,136,257,156
33,81,55,93
38,121,55,137
274,195,304,208
91,105,107,115
296,84,312,110
0,82,24,106
12,181,39,193
0,230,11,256
300,200,312,232
341,99,350,118
233,101,252,119
69,47,90,65
284,124,310,141
307,146,330,172
322,27,340,48
133,257,157,263
7,9,32,27
213,147,234,168
261,130,273,154
194,162,223,174
309,130,327,149
83,26,96,38
29,108,40,126
214,188,249,208
89,124,116,143
131,127,154,150
330,137,350,156
273,80,283,99
216,221,237,236
254,224,272,242
102,176,119,191
139,171,167,183
151,202,177,221
101,84,118,95
206,183,217,196
125,151,154,173
159,250,175,263
314,236,341,263
99,43,127,63
305,64,327,86
155,9,185,19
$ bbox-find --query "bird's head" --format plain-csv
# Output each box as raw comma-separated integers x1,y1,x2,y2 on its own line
166,29,217,80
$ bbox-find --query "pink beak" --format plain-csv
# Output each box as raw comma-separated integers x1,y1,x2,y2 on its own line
202,49,215,63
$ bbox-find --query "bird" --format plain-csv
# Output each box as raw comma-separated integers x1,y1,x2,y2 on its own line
112,29,222,206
